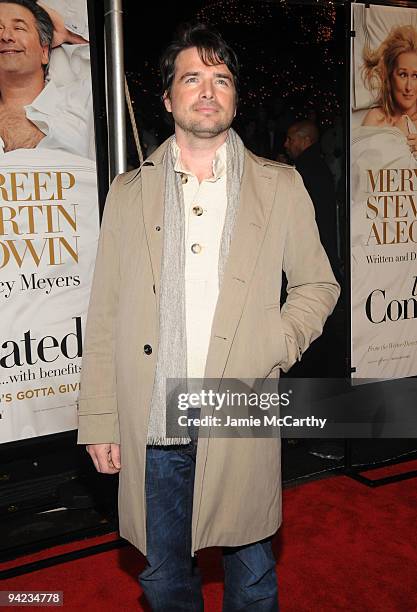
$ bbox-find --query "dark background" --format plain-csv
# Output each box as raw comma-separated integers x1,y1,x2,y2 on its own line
123,0,346,165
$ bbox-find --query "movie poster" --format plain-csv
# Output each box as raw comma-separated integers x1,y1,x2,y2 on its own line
0,0,99,442
351,3,417,381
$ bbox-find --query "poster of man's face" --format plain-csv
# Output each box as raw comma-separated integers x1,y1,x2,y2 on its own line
0,0,99,443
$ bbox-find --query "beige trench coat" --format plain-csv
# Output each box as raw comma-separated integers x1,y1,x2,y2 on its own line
77,139,340,555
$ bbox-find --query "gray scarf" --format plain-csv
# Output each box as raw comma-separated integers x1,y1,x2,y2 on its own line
147,128,245,444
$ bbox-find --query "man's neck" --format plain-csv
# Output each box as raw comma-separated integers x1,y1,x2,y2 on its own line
0,72,45,108
175,129,228,183
297,142,315,161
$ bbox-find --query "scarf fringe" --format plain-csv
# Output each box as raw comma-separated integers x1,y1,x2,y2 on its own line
147,436,192,446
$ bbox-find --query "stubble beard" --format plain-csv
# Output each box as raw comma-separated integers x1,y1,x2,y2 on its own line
174,109,234,139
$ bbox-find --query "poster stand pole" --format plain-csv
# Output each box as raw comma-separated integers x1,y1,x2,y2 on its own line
104,0,127,179
344,440,417,487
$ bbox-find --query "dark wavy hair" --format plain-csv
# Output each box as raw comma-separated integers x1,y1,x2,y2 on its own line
0,0,54,74
160,23,239,100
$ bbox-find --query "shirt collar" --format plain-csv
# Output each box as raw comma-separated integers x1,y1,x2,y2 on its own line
24,79,59,116
171,137,227,182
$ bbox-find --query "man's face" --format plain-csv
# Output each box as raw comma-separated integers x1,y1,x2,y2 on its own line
284,127,308,160
0,3,49,79
164,46,236,140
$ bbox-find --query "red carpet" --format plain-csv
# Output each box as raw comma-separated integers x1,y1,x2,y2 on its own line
2,461,417,611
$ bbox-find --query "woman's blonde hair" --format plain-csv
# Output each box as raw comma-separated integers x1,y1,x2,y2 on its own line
362,25,417,117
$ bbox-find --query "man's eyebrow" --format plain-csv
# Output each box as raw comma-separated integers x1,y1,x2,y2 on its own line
10,18,29,25
179,71,232,81
214,72,232,80
179,71,199,81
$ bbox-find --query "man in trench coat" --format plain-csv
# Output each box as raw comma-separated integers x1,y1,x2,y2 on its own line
78,23,340,611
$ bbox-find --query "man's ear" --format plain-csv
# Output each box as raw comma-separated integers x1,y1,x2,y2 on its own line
41,44,50,67
163,91,172,113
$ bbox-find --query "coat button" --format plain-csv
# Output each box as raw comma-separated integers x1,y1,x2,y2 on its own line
181,173,188,184
192,205,203,216
143,344,152,355
155,226,161,231
191,243,202,254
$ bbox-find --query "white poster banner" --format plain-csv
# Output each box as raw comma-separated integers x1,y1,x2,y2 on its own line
351,3,417,381
0,150,99,442
0,0,99,441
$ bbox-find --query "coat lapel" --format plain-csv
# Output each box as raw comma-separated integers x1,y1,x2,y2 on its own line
204,150,279,379
139,141,278,371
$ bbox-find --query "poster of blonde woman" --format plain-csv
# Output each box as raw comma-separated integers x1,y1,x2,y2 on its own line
351,3,417,381
0,0,99,442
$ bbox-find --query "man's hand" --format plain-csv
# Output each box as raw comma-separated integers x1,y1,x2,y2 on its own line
38,2,89,47
86,443,121,474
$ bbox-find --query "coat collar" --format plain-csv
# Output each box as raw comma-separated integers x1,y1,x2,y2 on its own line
142,137,171,167
141,135,282,171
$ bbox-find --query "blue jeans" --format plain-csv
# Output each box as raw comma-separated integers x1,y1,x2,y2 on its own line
138,442,279,611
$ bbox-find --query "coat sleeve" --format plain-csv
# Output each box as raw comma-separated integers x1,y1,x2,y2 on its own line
77,175,122,444
280,168,341,372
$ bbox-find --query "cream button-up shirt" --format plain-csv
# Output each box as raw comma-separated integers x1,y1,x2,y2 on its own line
172,139,228,380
